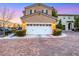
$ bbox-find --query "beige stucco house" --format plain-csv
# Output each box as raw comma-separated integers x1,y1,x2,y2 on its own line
21,3,56,34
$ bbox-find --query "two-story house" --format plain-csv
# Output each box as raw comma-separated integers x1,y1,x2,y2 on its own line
58,14,79,31
21,3,56,34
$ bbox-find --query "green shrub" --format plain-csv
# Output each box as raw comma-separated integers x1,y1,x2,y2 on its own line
57,19,63,29
15,30,26,37
74,16,79,31
53,28,62,36
12,29,16,33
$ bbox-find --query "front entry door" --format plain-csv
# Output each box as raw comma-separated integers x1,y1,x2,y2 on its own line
68,23,72,30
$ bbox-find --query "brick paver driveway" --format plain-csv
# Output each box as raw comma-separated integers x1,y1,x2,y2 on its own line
0,31,79,56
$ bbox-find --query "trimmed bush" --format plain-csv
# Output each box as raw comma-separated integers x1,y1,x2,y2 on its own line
53,28,62,36
12,29,17,33
15,30,26,37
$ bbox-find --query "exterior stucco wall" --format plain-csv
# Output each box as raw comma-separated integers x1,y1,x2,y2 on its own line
24,14,54,23
58,16,75,31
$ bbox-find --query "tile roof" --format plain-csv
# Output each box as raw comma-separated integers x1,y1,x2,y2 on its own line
24,3,55,10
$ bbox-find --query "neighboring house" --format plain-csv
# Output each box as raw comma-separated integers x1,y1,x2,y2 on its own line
0,20,18,28
58,14,79,31
21,3,79,34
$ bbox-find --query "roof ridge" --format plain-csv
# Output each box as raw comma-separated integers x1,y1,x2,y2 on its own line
24,3,54,10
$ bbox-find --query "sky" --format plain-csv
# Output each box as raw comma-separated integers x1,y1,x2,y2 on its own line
0,3,79,24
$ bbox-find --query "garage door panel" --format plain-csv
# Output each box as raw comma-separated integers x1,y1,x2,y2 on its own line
27,26,52,34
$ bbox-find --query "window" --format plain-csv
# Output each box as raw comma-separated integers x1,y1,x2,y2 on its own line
42,10,44,13
40,24,42,26
30,10,32,14
49,24,51,26
47,24,51,26
36,24,39,26
34,10,36,13
27,24,29,26
63,17,65,19
33,24,36,26
45,24,47,26
68,17,70,19
42,10,48,14
43,24,45,26
46,10,48,14
30,24,32,26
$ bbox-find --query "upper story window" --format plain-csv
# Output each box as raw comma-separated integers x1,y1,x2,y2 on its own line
30,10,32,14
63,17,65,19
63,16,65,19
42,9,48,14
68,16,70,19
46,10,48,14
34,10,36,13
42,10,44,13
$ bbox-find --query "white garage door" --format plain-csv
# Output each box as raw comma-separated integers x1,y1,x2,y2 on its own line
27,24,52,34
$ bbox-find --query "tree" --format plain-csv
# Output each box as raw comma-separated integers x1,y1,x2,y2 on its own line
74,16,79,31
57,19,63,29
0,7,16,36
52,9,58,17
0,7,16,22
